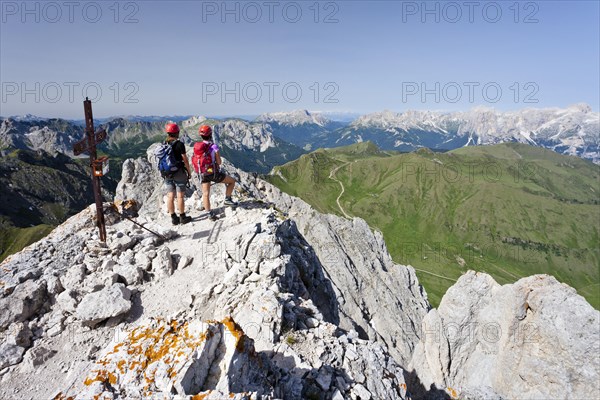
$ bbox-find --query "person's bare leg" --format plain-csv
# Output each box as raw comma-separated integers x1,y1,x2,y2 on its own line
166,191,175,214
177,191,185,214
223,176,235,197
202,182,212,211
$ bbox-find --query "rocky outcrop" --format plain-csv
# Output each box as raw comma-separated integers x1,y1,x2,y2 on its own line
75,283,132,327
70,314,410,400
114,158,157,208
216,165,431,366
409,271,600,399
0,173,424,399
62,205,414,399
71,317,273,399
0,280,48,329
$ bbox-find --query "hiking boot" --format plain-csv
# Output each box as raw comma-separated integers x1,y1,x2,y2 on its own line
179,213,192,224
224,196,238,206
209,210,219,221
171,213,180,225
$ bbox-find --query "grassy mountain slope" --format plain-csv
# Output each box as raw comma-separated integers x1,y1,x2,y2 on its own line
267,142,600,308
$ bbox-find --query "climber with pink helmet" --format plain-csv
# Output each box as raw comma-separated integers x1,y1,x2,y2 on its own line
192,125,237,221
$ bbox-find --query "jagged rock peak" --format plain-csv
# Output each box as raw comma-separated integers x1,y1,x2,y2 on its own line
181,116,207,128
256,109,331,127
215,119,277,152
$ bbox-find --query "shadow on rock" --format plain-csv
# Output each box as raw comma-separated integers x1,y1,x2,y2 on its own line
403,369,451,400
276,220,340,325
125,289,144,324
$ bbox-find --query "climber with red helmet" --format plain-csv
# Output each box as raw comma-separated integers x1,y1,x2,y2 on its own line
192,125,238,221
162,122,192,225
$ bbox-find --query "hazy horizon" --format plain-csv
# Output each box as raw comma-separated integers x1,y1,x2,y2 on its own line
2,102,599,123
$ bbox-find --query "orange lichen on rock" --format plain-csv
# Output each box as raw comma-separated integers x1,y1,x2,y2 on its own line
80,318,225,397
53,392,74,400
143,330,180,364
109,342,124,355
223,316,246,352
167,365,176,379
83,370,117,386
447,387,458,399
191,391,211,400
92,394,112,400
116,359,126,374
96,359,109,366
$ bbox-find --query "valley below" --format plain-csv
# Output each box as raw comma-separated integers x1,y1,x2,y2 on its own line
268,142,600,308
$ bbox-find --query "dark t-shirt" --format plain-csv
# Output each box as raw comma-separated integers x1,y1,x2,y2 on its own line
169,140,186,168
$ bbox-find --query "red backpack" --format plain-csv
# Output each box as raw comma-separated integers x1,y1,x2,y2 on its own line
192,141,218,177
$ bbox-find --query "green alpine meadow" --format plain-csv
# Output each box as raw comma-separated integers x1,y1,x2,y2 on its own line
267,142,600,309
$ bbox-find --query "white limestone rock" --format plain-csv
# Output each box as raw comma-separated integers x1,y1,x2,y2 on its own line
56,290,79,314
61,264,87,292
114,157,157,208
0,343,25,370
75,284,132,327
409,271,600,400
112,264,143,286
0,280,47,329
151,246,174,278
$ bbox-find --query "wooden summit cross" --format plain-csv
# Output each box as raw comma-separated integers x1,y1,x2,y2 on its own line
73,97,108,242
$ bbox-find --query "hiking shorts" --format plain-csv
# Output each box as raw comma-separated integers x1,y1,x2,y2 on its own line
201,171,227,184
164,169,188,193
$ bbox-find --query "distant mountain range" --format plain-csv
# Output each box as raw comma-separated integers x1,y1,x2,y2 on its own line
2,104,599,166
257,104,599,163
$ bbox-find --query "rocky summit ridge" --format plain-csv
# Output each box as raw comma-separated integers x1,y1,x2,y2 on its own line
0,147,598,399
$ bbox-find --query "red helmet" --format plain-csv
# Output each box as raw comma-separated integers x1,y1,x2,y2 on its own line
165,123,180,134
199,125,212,137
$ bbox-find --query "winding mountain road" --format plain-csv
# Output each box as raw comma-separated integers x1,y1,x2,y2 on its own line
412,268,458,282
327,160,461,283
328,161,352,219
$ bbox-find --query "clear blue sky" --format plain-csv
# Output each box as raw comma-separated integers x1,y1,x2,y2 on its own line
1,0,599,118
